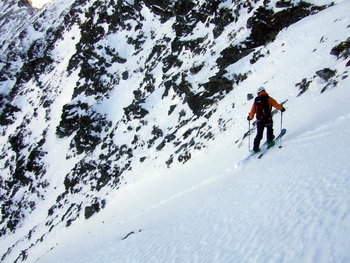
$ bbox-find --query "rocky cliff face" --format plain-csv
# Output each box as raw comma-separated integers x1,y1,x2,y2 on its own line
1,0,344,261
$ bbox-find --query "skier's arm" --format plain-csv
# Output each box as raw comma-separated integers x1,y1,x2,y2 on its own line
268,97,285,111
248,103,256,120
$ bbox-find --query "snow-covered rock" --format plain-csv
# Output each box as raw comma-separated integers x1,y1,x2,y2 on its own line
1,0,349,262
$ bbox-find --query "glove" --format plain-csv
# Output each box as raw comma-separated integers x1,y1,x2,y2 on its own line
247,115,251,121
281,107,286,112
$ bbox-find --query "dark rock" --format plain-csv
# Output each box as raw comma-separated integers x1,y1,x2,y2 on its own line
330,38,350,59
122,71,129,80
247,94,254,100
316,68,336,81
84,203,100,219
174,0,196,16
296,78,312,97
217,45,253,69
123,103,149,121
276,0,292,8
162,54,182,73
190,62,205,74
0,103,21,126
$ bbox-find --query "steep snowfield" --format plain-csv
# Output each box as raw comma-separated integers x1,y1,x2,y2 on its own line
32,78,350,263
20,2,350,263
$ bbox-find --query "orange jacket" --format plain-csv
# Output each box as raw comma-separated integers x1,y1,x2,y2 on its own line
249,91,283,120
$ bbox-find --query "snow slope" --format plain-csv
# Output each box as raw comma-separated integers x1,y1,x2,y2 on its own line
33,75,350,263
22,2,350,263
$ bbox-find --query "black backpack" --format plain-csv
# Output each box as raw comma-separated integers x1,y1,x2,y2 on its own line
254,95,271,121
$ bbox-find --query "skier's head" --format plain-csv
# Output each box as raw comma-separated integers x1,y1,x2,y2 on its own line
257,86,266,94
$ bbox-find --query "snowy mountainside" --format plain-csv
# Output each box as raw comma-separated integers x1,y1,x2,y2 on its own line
0,0,349,262
34,81,350,263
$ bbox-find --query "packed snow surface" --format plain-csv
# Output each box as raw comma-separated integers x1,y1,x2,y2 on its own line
27,1,350,263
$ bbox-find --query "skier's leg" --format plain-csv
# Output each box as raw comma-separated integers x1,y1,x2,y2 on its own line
266,120,274,143
253,121,264,151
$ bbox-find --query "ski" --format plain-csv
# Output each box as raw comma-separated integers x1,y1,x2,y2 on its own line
258,128,286,159
238,129,286,166
238,138,272,165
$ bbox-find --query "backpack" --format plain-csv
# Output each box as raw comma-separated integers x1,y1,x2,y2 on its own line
254,95,271,121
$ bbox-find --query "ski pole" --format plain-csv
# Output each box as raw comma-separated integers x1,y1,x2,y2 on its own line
279,111,283,148
248,119,251,151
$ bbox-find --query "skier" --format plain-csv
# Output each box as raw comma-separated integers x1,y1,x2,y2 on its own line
247,87,285,153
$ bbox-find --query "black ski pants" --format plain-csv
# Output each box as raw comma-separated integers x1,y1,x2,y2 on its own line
253,119,274,151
